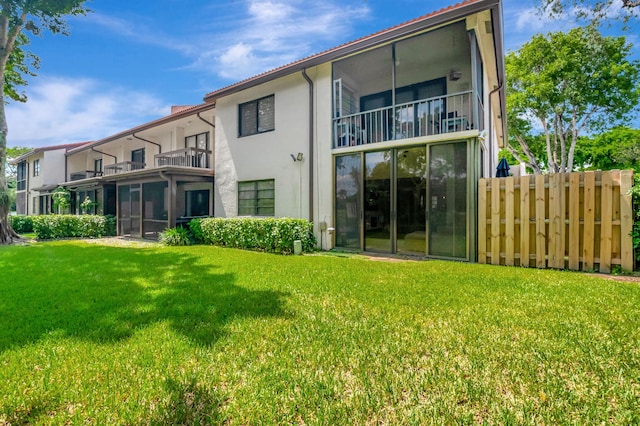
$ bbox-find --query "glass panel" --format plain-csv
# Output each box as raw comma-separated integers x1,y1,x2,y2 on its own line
131,188,141,218
143,181,168,221
258,96,275,132
240,101,257,136
186,189,210,217
118,186,130,219
397,147,426,254
365,151,391,253
335,154,361,249
428,142,467,258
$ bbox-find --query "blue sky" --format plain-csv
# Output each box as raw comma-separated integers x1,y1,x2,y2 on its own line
6,0,639,148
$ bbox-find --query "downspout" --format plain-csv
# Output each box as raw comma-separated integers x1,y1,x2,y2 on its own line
133,133,161,154
196,112,215,128
301,69,314,223
91,147,117,163
197,112,216,211
488,80,503,176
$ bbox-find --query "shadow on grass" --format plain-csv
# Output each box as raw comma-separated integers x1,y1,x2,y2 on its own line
151,378,225,425
0,243,289,352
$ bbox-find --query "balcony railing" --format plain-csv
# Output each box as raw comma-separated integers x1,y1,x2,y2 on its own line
103,161,146,176
154,147,211,169
333,91,483,148
70,170,103,181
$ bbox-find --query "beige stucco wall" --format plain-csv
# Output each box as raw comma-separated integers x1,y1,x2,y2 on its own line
215,72,314,220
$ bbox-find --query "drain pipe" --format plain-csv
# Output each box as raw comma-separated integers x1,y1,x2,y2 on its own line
488,80,503,176
301,69,314,223
91,147,117,162
133,133,161,154
196,112,215,128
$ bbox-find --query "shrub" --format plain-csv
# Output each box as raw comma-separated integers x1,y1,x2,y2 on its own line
199,217,316,254
189,218,205,244
10,215,34,233
159,227,191,246
32,215,114,240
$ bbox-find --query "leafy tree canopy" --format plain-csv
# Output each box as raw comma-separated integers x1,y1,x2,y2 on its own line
505,25,640,174
536,0,639,26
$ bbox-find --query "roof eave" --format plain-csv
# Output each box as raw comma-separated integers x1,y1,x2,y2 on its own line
66,102,216,155
204,0,501,103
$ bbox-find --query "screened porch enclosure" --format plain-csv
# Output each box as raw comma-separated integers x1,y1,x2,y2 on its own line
332,21,484,148
117,178,213,239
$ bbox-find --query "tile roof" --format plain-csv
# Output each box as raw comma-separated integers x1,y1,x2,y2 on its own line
11,141,92,163
204,0,495,102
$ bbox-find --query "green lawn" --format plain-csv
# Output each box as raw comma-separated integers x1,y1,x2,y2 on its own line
1,240,639,424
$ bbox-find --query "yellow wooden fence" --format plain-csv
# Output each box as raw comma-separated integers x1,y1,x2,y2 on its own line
478,170,634,273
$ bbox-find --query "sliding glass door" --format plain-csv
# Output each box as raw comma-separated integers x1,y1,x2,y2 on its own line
334,141,468,259
364,151,392,253
428,142,467,258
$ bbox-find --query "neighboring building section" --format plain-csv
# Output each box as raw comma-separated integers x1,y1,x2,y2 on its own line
12,142,90,215
64,103,216,239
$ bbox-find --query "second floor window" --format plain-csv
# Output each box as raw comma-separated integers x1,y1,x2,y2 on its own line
239,95,275,137
131,148,145,165
94,158,103,173
17,162,26,191
33,159,40,177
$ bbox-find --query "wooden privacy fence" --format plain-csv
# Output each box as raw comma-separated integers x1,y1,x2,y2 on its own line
478,170,634,273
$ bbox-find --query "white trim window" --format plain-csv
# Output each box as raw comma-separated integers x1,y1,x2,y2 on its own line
238,179,275,216
239,95,275,137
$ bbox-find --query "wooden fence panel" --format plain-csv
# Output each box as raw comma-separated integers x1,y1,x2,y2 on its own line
478,170,634,273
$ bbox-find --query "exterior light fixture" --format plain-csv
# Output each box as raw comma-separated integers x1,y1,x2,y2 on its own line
290,152,304,162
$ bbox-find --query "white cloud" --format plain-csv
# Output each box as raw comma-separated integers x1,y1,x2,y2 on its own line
5,76,170,148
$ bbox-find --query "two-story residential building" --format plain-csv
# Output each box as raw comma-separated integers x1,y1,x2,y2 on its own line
64,103,215,238
16,0,505,261
207,0,505,261
12,142,89,215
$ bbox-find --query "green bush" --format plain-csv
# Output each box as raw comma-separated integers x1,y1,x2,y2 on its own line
159,227,191,246
199,217,316,254
32,215,115,240
189,218,205,244
10,215,34,233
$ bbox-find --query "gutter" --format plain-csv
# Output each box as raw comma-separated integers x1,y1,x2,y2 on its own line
301,69,314,223
91,147,117,163
197,112,215,128
133,133,161,154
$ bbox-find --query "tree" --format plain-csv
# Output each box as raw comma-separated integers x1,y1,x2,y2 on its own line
0,1,89,244
5,145,29,211
505,26,640,174
536,0,639,25
576,127,640,172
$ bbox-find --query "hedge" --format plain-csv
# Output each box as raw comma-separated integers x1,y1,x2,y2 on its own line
10,215,34,233
32,215,117,240
196,217,316,254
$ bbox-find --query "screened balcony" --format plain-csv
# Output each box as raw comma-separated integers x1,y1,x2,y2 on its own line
332,21,485,149
334,91,483,147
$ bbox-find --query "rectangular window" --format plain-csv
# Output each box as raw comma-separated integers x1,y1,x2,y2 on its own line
185,189,210,217
185,132,209,150
238,179,275,216
239,95,275,137
131,148,145,165
17,162,26,191
94,158,103,173
33,159,40,177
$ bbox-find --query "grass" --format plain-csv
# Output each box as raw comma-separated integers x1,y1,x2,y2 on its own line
0,240,639,424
